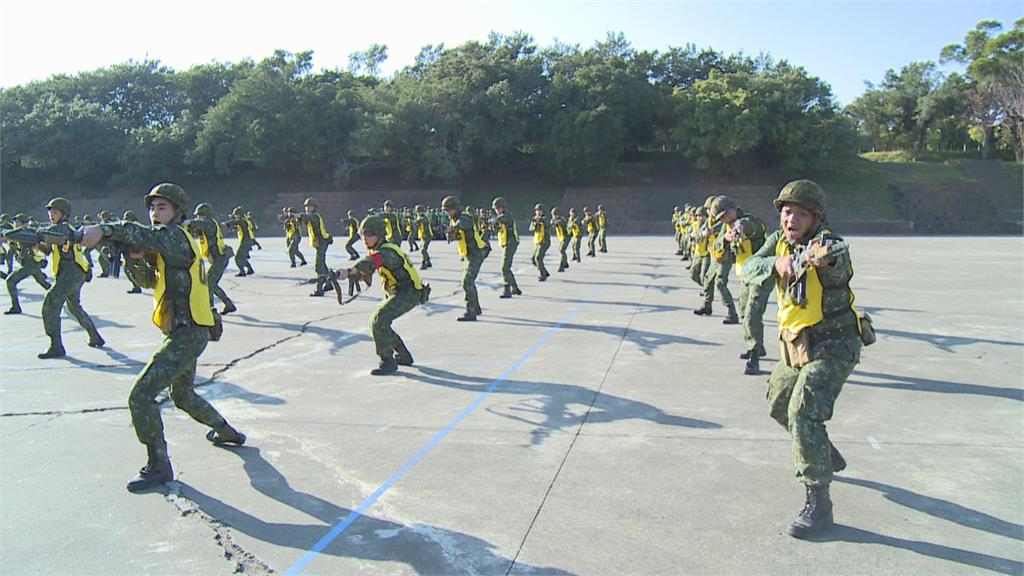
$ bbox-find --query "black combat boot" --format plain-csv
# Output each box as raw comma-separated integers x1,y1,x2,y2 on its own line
127,443,174,493
787,484,834,538
301,259,308,265
371,356,399,375
127,286,142,294
235,270,247,277
394,343,414,366
739,344,767,360
87,334,105,348
693,305,712,316
722,308,739,324
290,262,297,268
4,306,21,315
37,344,66,359
499,285,512,299
245,265,255,275
744,355,760,375
206,423,246,446
457,307,478,322
538,275,547,282
310,279,325,297
830,442,847,472
511,283,522,296
221,302,237,315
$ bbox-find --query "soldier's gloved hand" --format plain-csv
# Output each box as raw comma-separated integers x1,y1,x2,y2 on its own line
79,225,105,248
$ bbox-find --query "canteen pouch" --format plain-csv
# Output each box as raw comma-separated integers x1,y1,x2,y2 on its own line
208,309,224,342
857,311,876,346
780,327,812,368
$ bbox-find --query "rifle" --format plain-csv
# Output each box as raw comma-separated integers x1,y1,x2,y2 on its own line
786,233,849,305
1,227,83,247
326,269,372,305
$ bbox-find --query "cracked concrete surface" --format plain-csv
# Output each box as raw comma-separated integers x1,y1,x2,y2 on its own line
1,235,1021,575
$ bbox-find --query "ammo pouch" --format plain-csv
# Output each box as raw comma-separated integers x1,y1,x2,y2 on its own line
779,328,812,369
208,309,224,342
418,283,431,304
857,311,876,346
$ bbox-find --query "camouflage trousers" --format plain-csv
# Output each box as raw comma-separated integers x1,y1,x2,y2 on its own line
532,242,549,276
123,255,142,290
587,233,597,255
42,266,100,348
597,228,607,251
571,236,582,260
499,243,518,287
129,324,224,445
739,277,774,351
287,237,307,266
420,238,431,267
370,290,420,359
314,244,329,277
558,237,569,269
767,353,856,486
345,236,360,260
207,255,234,308
462,250,487,312
7,263,50,309
234,240,253,273
690,255,709,288
703,258,735,310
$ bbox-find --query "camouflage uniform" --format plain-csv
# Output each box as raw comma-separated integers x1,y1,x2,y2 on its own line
730,208,772,368
4,216,51,314
744,179,861,538
697,198,738,322
444,197,489,320
582,208,598,257
283,209,308,267
121,211,143,294
381,202,402,245
298,199,333,295
596,205,609,253
490,198,521,297
35,199,104,357
413,206,432,269
568,210,582,262
529,204,551,281
223,207,255,276
192,205,237,314
340,211,361,260
551,209,570,272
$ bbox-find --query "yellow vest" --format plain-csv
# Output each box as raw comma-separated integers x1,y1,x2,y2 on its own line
307,213,332,248
384,215,394,239
569,218,581,237
554,221,566,242
598,213,607,227
51,241,90,275
496,216,519,247
198,220,227,262
152,225,214,332
286,219,299,241
774,237,856,333
453,216,487,258
375,243,424,292
733,239,753,275
533,220,547,244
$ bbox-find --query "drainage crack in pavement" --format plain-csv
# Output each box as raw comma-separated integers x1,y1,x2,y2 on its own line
164,482,276,576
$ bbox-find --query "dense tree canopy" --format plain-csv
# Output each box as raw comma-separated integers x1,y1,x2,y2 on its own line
2,22,1019,188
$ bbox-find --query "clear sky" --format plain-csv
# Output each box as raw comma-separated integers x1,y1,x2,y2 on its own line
1,0,1020,105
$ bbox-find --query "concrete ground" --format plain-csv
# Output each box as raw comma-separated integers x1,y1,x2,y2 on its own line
1,235,1021,576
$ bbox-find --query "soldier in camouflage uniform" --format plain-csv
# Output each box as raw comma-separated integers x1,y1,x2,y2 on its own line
551,207,570,272
282,207,308,267
34,197,104,359
297,197,334,297
192,203,237,314
568,208,582,262
122,211,144,294
413,205,433,269
340,209,361,260
222,206,256,276
582,206,598,257
245,211,263,250
333,215,427,375
4,214,52,314
689,204,711,289
81,183,246,492
489,197,521,298
381,200,402,245
718,200,772,375
744,179,860,539
596,204,609,253
0,213,13,279
443,195,489,321
96,211,115,278
529,203,551,281
695,196,739,323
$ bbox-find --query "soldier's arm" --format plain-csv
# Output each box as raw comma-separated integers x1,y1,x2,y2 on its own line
744,229,782,285
104,222,194,268
811,234,853,285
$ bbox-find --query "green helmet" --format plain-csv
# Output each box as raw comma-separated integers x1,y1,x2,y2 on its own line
709,196,737,219
491,197,507,210
0,213,9,223
441,195,460,210
703,196,717,210
304,197,317,208
232,206,244,217
551,207,560,215
194,203,213,217
359,215,386,238
145,183,189,212
383,200,394,209
774,179,825,217
14,213,29,223
683,203,692,210
46,197,72,215
534,203,545,212
415,204,424,213
123,210,137,221
347,209,354,217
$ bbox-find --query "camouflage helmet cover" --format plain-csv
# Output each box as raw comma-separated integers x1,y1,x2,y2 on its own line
14,213,29,223
534,203,545,212
303,197,317,208
194,203,213,217
122,210,137,221
46,197,72,215
359,215,386,238
491,196,506,210
774,179,825,217
441,195,460,210
709,196,737,218
145,183,189,212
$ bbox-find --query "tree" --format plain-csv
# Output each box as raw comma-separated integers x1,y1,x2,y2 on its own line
348,44,389,77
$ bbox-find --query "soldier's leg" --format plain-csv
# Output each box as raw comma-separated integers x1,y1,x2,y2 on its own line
702,262,719,307
717,260,737,320
287,241,298,267
63,275,102,345
234,246,247,275
41,275,70,351
243,242,255,274
559,239,569,270
370,293,419,359
788,359,855,486
766,359,800,430
209,258,235,311
587,234,596,256
6,267,31,312
689,256,704,287
129,330,201,445
598,229,607,252
461,253,483,316
166,329,234,431
98,251,111,277
537,244,549,278
421,238,431,267
346,237,359,259
110,247,123,278
315,245,329,277
744,281,773,353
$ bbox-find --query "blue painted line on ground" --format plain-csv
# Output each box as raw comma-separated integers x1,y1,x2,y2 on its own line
284,288,602,576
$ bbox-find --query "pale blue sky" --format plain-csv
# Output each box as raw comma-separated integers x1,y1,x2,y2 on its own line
2,0,1020,105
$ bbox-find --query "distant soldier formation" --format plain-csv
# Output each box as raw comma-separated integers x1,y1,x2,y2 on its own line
1,178,872,540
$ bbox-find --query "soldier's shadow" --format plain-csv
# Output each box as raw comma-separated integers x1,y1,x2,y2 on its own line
874,327,1023,353
402,365,720,446
175,447,574,575
226,313,372,356
847,370,1023,402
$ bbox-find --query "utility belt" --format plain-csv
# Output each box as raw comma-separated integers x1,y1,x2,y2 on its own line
779,318,859,369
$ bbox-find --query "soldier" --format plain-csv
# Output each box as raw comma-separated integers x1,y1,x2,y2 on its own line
582,206,598,257
404,208,419,252
529,203,551,281
568,208,583,262
96,211,116,278
720,200,772,375
745,179,861,539
490,197,521,298
551,207,570,272
413,205,433,269
596,204,609,253
689,205,710,288
672,206,684,256
3,214,52,314
381,200,402,245
122,211,144,294
245,211,263,250
680,203,693,261
332,215,427,375
695,196,739,324
340,209,361,260
0,213,13,279
34,197,104,358
80,183,246,492
282,207,308,267
442,195,489,321
223,206,256,276
298,197,334,297
193,203,238,315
